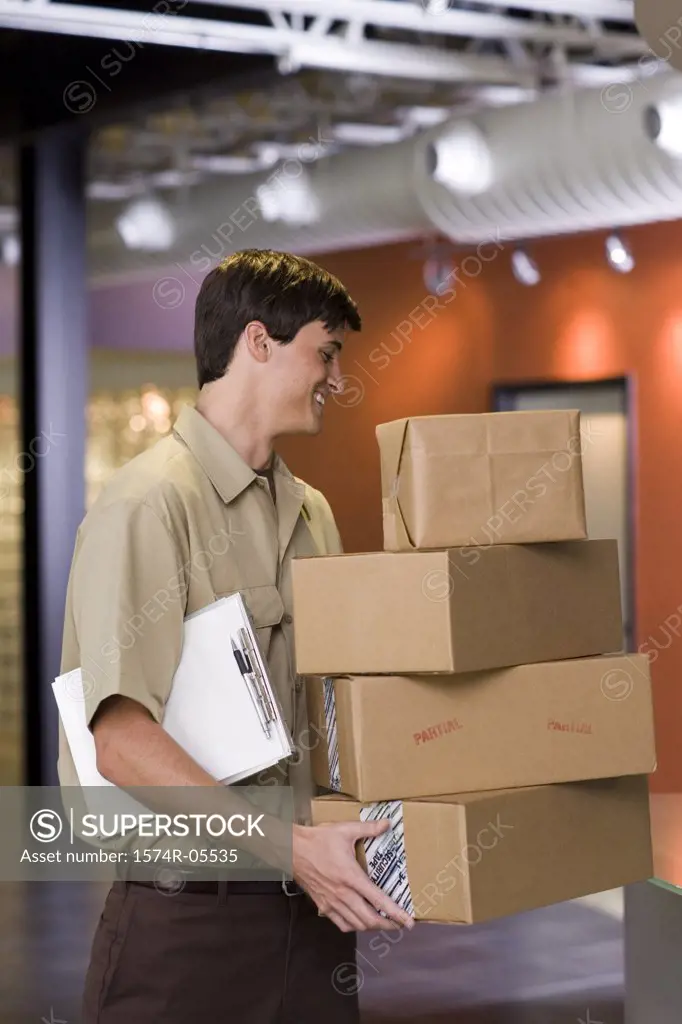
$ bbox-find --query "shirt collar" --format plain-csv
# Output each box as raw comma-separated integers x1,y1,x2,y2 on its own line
172,404,256,505
172,404,303,506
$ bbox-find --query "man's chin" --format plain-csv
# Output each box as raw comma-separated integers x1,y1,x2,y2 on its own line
308,402,325,434
276,413,323,438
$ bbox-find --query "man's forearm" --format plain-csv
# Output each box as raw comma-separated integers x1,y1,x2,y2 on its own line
98,702,223,788
78,699,294,875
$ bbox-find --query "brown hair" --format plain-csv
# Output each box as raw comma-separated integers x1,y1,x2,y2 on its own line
194,249,362,388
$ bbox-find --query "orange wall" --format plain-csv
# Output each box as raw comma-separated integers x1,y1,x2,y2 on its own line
279,222,682,793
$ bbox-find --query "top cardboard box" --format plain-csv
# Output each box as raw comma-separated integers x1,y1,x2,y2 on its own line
377,410,588,551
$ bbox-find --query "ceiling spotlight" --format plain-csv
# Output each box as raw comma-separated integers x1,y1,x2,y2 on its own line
644,97,682,158
256,169,320,226
192,152,278,174
115,196,177,252
331,122,411,145
398,105,451,129
423,256,455,295
606,234,634,273
277,52,301,75
511,249,540,286
1,235,20,266
88,181,140,201
426,122,494,196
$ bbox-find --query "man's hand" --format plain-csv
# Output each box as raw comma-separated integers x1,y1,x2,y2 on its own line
292,820,416,934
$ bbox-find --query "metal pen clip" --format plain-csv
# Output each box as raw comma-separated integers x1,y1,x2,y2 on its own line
231,636,271,738
238,627,276,726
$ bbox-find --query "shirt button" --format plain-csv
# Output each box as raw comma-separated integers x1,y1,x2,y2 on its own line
283,613,293,624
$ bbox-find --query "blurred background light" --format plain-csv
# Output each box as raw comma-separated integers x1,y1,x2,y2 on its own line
115,196,177,252
606,234,635,274
426,122,494,196
256,169,321,226
511,249,541,286
644,96,682,159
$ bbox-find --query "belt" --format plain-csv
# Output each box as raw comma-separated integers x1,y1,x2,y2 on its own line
129,879,305,896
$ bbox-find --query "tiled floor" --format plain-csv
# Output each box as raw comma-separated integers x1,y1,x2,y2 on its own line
0,882,624,1023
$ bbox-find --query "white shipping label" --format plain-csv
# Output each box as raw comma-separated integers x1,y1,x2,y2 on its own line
359,801,414,916
323,677,341,791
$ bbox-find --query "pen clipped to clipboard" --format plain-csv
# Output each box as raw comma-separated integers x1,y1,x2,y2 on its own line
231,628,277,738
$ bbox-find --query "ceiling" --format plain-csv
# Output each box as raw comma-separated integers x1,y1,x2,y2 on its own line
0,0,647,214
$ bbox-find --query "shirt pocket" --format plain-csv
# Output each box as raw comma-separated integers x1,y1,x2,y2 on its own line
216,583,284,656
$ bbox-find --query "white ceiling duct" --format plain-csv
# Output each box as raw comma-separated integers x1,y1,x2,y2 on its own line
88,140,433,280
413,71,682,244
88,72,682,282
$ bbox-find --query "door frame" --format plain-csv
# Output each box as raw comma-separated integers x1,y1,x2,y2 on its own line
491,375,637,652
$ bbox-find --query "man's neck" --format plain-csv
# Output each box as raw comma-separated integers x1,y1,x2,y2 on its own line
195,389,274,472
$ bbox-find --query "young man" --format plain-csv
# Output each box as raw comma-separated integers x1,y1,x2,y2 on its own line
58,249,413,1024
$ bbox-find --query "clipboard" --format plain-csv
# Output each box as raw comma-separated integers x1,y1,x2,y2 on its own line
54,592,295,799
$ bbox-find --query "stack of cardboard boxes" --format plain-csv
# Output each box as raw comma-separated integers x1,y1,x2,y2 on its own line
291,411,656,925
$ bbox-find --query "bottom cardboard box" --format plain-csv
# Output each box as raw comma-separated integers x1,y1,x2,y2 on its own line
311,776,652,924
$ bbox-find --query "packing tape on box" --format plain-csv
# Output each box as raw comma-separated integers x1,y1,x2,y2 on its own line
323,677,341,791
359,801,414,916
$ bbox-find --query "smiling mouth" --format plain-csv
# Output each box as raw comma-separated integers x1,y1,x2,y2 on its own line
313,390,326,409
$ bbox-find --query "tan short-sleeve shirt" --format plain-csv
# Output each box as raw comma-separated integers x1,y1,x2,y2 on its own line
58,404,342,823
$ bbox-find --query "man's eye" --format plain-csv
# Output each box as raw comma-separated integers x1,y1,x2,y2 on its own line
321,352,333,364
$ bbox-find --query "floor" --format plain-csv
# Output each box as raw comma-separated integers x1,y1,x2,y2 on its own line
359,897,623,1022
0,882,624,1023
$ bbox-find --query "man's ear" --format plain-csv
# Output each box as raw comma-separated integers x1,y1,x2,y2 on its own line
244,321,271,363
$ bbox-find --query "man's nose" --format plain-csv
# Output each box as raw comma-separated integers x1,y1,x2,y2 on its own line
327,359,345,394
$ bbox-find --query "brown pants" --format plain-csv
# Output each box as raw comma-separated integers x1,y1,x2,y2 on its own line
83,881,360,1024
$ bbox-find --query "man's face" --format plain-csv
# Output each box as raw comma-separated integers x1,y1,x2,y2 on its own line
265,320,345,437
